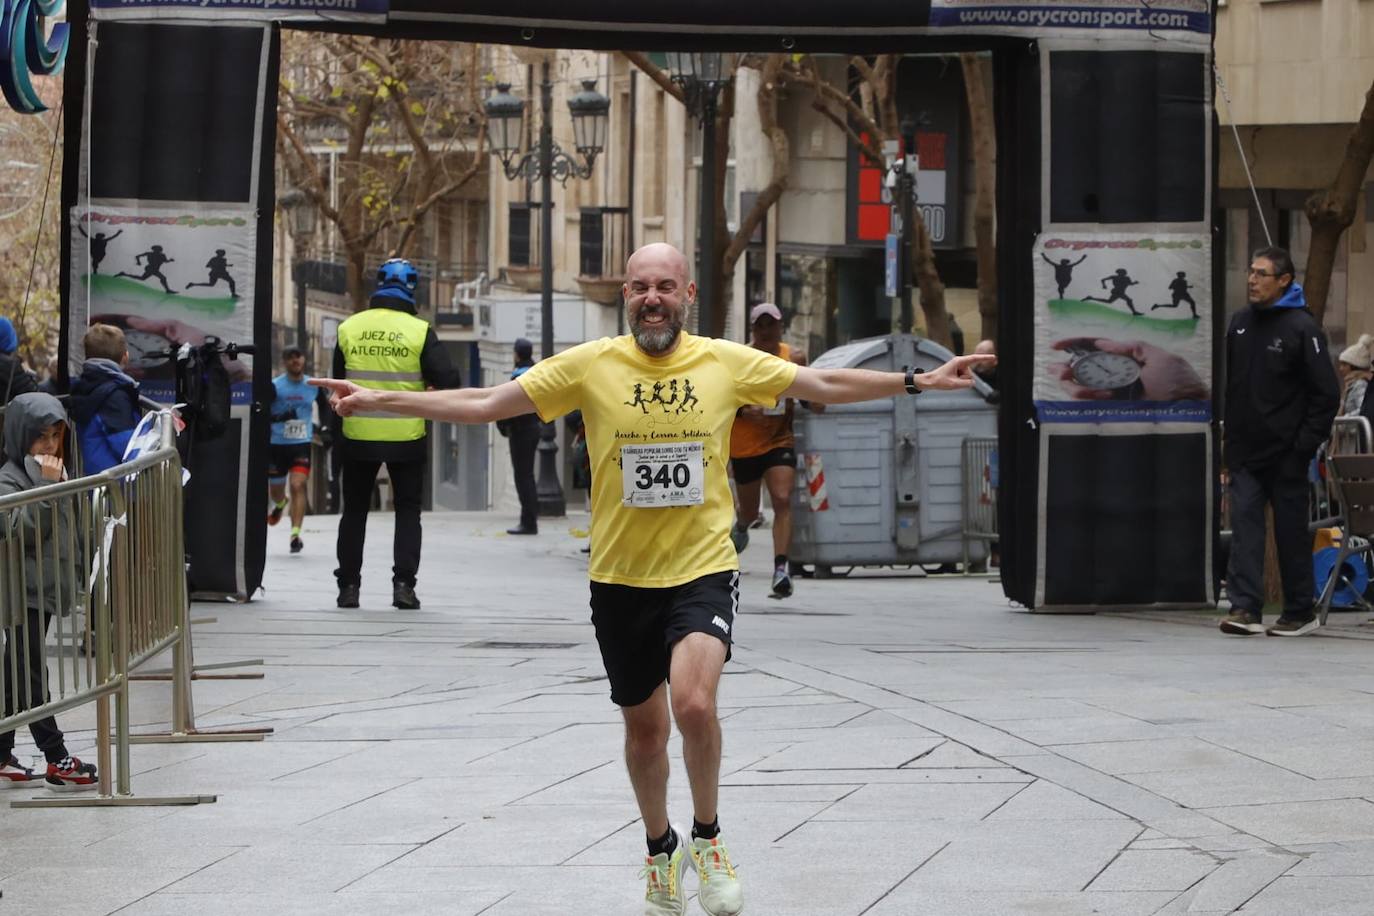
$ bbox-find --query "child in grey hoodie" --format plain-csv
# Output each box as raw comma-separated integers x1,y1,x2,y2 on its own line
0,392,98,791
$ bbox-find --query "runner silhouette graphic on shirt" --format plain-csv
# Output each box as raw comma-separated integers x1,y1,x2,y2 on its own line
649,380,670,411
186,249,239,298
676,379,699,414
77,226,122,274
1084,268,1141,316
625,383,651,414
115,245,176,294
1151,272,1198,319
1040,252,1087,298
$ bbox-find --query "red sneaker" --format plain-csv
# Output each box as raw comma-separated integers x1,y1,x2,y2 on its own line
0,756,37,787
45,756,97,792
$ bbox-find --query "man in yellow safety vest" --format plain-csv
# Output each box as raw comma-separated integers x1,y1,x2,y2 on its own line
331,258,460,610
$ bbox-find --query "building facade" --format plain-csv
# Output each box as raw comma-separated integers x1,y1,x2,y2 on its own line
1215,0,1374,347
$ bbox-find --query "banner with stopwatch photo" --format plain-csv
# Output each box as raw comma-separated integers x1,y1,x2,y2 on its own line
1032,231,1211,424
68,204,257,406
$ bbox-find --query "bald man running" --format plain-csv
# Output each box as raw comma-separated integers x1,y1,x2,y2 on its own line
315,242,994,916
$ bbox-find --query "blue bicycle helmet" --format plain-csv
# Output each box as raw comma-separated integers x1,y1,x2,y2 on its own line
377,257,419,292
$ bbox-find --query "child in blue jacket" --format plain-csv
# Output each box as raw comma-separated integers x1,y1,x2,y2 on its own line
69,324,141,474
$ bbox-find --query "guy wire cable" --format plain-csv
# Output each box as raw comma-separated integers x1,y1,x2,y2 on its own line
3,96,65,405
1213,59,1273,247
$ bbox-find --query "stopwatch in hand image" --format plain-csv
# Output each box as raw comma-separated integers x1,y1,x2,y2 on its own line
123,329,175,370
1061,343,1144,399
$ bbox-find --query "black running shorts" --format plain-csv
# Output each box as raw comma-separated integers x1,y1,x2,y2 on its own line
589,570,739,707
268,443,312,479
731,447,796,486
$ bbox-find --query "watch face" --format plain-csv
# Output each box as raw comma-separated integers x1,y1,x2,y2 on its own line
1071,351,1141,390
124,330,173,370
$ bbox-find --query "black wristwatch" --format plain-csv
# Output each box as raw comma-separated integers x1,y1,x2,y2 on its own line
903,365,923,395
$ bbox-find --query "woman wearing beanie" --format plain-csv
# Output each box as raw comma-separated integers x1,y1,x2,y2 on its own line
1338,333,1374,417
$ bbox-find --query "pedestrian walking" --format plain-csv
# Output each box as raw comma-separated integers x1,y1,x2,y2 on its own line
495,337,540,535
1220,247,1340,637
268,346,331,554
729,303,819,599
315,242,993,916
331,258,459,610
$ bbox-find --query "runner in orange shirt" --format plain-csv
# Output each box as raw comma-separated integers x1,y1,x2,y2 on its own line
729,303,819,598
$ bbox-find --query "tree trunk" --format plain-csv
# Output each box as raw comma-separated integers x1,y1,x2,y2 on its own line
961,52,998,343
719,57,790,332
707,85,734,338
1263,508,1282,609
1305,78,1374,323
911,215,950,348
346,250,368,312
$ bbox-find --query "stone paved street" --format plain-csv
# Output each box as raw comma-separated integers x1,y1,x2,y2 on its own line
5,511,1374,915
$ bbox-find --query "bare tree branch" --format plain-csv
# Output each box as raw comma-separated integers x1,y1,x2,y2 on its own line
619,50,686,104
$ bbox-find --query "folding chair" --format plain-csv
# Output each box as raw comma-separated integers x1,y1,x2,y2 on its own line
1315,453,1374,626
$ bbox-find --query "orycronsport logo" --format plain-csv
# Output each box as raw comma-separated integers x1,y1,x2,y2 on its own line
930,2,1209,34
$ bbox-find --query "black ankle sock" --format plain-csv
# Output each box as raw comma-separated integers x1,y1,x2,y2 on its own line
647,826,677,857
692,817,720,840
774,555,787,568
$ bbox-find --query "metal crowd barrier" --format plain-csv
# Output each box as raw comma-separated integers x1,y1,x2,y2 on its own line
1312,416,1374,533
961,436,999,573
0,410,255,809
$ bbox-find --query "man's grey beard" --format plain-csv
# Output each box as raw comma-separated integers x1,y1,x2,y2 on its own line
632,305,687,355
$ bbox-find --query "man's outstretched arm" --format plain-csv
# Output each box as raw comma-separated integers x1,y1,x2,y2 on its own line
781,353,994,404
312,377,539,425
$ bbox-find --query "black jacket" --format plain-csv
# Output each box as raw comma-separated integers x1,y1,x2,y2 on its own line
1223,286,1340,472
331,295,462,463
0,351,38,404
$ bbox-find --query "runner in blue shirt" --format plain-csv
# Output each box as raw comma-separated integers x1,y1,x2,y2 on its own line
268,346,330,553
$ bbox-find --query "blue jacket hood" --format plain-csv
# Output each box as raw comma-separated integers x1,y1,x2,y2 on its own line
1272,282,1308,310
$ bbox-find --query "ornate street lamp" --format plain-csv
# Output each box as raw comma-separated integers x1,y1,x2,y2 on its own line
665,52,732,338
484,65,609,517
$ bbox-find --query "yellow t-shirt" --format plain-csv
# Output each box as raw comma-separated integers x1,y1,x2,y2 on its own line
517,332,798,587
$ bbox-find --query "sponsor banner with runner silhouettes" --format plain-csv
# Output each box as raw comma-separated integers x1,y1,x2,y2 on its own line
69,205,256,405
1033,231,1211,424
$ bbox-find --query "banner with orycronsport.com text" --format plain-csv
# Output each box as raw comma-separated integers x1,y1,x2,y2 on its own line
90,0,387,22
69,205,257,405
1033,232,1212,424
930,0,1209,42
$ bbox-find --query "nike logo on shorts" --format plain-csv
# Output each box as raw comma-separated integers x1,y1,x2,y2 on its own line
711,615,730,634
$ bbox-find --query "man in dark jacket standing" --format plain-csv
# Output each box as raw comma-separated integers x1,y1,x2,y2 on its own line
1221,247,1340,637
500,337,541,535
0,316,38,405
332,259,460,610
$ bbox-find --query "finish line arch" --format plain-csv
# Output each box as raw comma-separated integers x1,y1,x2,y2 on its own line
56,0,1216,607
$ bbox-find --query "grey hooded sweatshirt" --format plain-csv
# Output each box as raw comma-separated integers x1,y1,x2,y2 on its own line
0,392,83,624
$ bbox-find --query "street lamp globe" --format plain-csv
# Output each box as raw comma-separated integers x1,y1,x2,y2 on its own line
666,51,728,94
277,187,317,238
664,51,690,82
484,83,527,168
689,51,727,88
567,79,610,165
